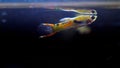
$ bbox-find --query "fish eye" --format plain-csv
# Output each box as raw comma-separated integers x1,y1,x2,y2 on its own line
91,10,95,13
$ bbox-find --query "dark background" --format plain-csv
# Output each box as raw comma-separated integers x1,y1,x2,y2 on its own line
0,7,119,68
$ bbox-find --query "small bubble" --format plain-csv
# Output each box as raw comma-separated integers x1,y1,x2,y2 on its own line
1,19,7,23
1,12,7,16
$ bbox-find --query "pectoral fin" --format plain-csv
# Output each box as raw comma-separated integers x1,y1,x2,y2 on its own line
39,32,57,38
43,23,54,27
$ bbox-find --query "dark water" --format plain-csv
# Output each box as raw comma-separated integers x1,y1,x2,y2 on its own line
0,8,119,67
0,8,76,37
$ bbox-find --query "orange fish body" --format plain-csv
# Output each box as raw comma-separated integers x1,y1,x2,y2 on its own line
39,9,97,38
